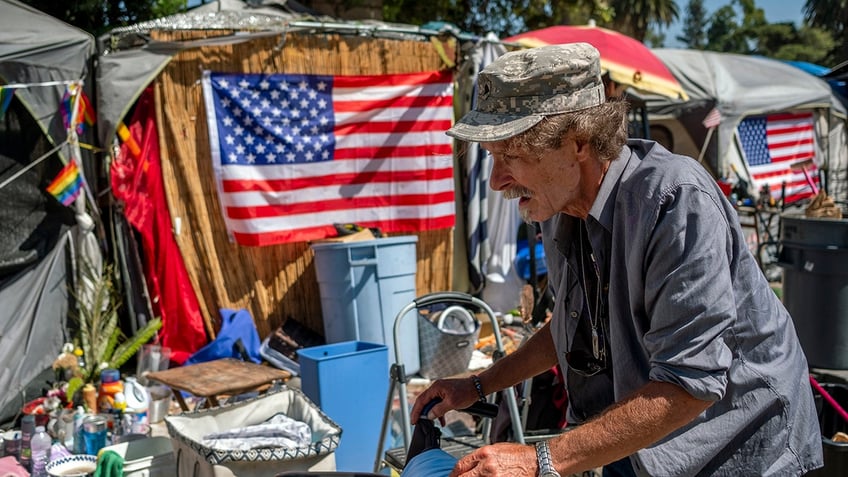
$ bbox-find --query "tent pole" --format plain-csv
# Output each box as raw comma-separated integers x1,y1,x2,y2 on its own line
697,127,718,178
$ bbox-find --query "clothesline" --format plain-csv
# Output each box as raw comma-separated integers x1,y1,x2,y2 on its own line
0,140,69,193
1,79,80,90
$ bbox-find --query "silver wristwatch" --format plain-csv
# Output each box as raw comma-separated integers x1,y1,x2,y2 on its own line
535,440,561,477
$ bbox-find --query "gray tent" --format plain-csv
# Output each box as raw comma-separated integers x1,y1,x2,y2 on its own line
648,48,848,203
0,0,93,145
0,0,95,422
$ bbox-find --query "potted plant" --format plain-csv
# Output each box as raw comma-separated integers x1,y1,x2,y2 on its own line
62,261,162,403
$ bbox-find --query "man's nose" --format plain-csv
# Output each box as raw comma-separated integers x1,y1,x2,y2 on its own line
489,159,508,191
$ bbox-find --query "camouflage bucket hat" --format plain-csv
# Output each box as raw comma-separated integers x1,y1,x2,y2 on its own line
447,42,605,142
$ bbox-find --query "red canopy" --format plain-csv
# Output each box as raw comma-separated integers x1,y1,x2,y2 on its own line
505,25,688,100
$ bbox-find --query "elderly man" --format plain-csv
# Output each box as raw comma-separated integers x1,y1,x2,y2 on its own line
410,43,822,477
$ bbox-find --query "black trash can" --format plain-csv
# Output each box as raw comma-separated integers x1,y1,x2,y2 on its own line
808,381,848,477
778,214,848,369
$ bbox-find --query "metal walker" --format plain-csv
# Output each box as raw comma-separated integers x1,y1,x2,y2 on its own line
373,291,526,473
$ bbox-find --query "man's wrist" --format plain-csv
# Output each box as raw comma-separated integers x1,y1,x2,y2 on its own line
535,440,561,477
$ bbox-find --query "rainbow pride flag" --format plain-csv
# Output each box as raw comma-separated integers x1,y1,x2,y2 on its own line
47,159,83,206
60,86,96,133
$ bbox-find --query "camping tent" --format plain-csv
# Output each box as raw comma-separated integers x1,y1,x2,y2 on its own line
0,0,95,421
647,49,848,204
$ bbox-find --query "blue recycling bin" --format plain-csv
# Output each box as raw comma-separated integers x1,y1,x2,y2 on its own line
297,341,389,472
311,236,419,374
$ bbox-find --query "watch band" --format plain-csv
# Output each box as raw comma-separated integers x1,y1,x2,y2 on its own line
470,374,486,402
535,440,561,477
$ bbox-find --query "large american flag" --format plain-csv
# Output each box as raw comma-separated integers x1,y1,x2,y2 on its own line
201,70,456,246
737,111,819,203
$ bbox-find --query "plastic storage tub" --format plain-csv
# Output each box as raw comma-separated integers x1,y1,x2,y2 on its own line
311,236,419,374
297,341,389,473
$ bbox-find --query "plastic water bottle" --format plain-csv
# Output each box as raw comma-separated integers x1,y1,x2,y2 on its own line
72,406,86,454
123,376,150,434
30,425,51,477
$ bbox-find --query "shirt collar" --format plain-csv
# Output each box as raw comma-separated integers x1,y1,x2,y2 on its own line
550,142,640,255
588,144,632,232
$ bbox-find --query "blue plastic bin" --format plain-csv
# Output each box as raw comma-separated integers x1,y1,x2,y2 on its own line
311,236,419,374
297,341,389,473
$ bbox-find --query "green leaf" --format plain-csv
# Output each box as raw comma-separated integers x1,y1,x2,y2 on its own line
66,377,84,403
109,318,163,370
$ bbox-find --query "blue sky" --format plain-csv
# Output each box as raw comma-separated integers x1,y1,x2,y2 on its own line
664,0,806,47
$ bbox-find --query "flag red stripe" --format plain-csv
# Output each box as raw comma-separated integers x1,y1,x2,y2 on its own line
232,215,456,246
765,151,815,163
335,119,453,135
332,70,453,88
766,137,814,150
751,168,816,181
223,167,454,192
784,191,816,203
334,94,452,113
227,191,456,219
767,124,814,136
764,111,813,122
359,215,456,231
750,176,818,190
333,144,453,160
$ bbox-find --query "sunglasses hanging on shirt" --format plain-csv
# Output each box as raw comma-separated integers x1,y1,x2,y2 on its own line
565,220,608,377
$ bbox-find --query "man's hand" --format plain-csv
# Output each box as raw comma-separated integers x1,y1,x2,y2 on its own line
410,376,479,426
449,442,536,477
410,323,557,426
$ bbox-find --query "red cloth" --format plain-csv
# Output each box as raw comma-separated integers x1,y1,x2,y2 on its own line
110,87,207,364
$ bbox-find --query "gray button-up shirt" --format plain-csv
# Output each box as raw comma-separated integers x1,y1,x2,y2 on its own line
541,139,822,476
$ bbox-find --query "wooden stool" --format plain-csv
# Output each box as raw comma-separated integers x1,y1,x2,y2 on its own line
146,358,291,411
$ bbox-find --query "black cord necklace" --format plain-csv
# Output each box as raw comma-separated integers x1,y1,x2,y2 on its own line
578,220,604,360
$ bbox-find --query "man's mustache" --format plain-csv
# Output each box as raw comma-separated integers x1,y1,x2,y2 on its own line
502,187,532,200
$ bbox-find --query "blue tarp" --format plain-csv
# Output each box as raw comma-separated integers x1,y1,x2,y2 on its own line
785,60,848,101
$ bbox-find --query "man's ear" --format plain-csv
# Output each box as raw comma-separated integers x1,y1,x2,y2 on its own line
573,136,591,162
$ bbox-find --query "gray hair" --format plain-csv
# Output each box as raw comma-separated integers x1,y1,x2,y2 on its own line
502,99,629,163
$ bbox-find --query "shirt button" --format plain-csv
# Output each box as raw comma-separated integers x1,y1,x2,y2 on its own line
570,311,578,318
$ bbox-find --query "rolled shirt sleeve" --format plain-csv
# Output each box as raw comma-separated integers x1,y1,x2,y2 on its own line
641,183,736,401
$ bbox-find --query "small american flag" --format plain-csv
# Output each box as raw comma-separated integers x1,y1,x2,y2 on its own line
737,111,818,203
701,107,721,129
201,70,456,246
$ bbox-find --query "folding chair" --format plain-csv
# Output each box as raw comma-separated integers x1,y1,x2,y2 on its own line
373,291,526,473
